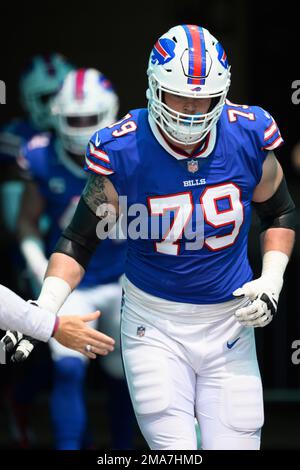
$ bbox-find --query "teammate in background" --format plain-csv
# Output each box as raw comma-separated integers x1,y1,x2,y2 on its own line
3,25,296,449
0,53,73,164
0,54,73,233
15,68,134,450
0,54,73,448
0,284,115,358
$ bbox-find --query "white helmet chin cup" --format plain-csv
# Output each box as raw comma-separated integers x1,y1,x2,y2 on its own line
147,25,231,145
60,132,92,156
51,68,119,155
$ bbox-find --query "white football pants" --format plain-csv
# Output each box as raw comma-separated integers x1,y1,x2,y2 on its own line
49,282,124,379
120,277,264,450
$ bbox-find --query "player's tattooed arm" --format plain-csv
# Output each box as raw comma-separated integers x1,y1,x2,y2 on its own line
82,174,119,220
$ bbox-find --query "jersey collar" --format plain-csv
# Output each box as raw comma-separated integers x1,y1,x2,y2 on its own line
148,114,217,161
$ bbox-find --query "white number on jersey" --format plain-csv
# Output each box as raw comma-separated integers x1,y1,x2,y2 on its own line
148,193,193,255
200,183,244,251
148,183,244,255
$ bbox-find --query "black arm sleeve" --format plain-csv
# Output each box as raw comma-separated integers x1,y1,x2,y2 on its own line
53,197,101,269
252,176,296,233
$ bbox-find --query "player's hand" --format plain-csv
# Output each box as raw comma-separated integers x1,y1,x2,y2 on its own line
0,330,40,362
0,312,115,362
232,276,281,327
53,310,115,359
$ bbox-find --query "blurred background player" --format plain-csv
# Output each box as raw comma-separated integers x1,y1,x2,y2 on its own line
16,68,135,449
0,54,73,236
0,54,73,447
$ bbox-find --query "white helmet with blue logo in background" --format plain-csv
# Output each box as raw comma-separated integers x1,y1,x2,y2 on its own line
147,24,231,145
50,68,119,156
19,53,73,131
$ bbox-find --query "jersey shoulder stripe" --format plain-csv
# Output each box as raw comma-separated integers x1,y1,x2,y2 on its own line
223,101,284,156
85,133,115,176
84,109,144,178
248,105,284,152
21,133,52,178
261,116,283,151
85,154,114,176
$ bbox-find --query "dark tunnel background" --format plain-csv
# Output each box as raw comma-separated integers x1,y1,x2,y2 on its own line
0,0,299,450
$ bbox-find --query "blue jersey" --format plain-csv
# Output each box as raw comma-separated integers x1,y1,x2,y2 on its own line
84,102,284,304
0,118,40,163
24,135,127,288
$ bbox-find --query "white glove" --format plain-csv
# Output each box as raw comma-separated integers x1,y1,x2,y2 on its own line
1,301,41,362
232,251,289,328
1,330,38,362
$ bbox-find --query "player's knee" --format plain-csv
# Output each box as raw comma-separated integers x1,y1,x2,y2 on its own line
205,432,261,450
53,357,86,384
123,348,171,416
220,375,264,432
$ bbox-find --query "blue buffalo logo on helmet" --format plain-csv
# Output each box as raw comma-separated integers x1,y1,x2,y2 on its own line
98,74,114,92
216,42,228,69
151,38,176,65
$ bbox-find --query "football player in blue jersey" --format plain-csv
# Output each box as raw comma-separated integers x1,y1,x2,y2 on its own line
3,25,296,450
10,68,134,449
0,53,73,164
0,54,73,448
0,54,73,231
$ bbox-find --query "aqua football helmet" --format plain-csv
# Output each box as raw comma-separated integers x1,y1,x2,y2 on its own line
20,54,73,130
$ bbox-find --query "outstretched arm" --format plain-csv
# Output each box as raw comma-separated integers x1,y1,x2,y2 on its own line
252,151,295,257
38,174,120,313
0,174,119,363
0,285,115,362
233,151,296,327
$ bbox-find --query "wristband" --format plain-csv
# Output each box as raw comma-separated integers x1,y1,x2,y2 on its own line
51,316,60,337
37,276,72,314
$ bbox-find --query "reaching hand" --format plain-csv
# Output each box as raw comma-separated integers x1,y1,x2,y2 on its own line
53,310,115,359
1,310,115,362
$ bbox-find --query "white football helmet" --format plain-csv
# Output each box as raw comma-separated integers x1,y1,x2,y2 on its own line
51,68,119,155
147,25,231,145
20,54,73,131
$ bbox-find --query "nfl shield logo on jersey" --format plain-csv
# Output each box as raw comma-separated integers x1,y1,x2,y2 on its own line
137,326,146,337
187,159,199,173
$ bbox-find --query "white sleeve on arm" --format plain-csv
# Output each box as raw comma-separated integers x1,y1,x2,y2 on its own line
0,285,56,342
